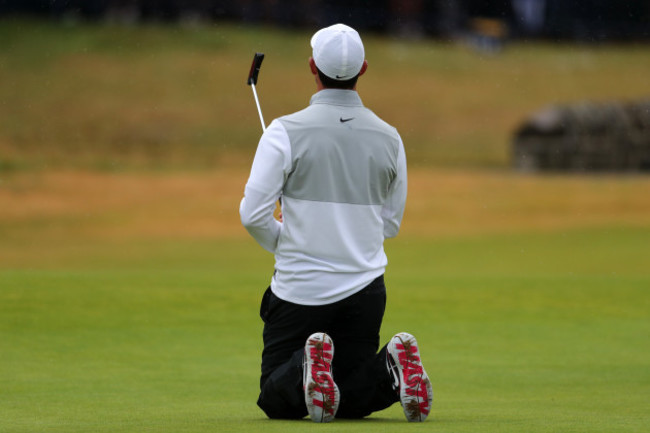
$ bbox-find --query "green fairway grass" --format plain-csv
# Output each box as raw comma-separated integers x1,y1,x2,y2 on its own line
2,228,649,432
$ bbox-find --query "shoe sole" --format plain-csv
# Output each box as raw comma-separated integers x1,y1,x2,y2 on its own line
304,332,340,423
387,332,433,422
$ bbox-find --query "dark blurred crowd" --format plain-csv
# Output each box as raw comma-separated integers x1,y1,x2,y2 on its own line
1,0,649,41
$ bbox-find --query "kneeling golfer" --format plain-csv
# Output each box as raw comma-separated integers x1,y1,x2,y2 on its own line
240,23,433,422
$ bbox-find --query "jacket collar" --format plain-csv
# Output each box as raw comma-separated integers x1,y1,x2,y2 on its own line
310,89,364,107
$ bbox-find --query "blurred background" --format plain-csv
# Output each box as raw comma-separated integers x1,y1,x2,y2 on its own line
1,1,649,172
2,0,650,42
0,2,649,240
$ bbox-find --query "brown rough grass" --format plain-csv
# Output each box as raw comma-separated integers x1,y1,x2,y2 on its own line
2,169,648,243
404,169,650,237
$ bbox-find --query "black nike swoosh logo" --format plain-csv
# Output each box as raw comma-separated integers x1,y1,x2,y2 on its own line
340,117,355,123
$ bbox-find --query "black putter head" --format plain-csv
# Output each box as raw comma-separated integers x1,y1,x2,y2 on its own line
247,53,265,85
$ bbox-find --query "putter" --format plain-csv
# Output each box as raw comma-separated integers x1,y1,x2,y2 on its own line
246,52,281,206
247,52,266,132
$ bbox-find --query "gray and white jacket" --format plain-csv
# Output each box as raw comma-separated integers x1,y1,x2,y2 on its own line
240,89,407,305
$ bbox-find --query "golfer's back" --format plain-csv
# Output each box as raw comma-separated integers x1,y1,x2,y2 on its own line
272,89,405,306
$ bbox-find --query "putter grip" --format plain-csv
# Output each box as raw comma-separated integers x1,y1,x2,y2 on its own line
247,53,265,85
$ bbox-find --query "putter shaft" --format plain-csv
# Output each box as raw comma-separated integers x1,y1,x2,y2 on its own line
250,82,266,132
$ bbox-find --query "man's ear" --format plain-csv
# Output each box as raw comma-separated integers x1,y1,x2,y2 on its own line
358,60,368,77
309,57,319,75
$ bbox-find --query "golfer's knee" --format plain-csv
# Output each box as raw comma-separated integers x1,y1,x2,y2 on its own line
258,398,305,420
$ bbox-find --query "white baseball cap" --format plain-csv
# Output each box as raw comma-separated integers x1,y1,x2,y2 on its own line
311,24,365,81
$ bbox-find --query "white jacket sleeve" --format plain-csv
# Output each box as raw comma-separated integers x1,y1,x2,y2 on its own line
381,134,407,239
239,120,292,253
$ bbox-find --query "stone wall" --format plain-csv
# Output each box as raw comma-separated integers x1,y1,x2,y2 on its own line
512,100,650,172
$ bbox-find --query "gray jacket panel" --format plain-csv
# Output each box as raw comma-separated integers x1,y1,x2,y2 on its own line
278,90,401,206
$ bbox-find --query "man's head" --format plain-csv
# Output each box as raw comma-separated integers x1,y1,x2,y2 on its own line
310,24,367,90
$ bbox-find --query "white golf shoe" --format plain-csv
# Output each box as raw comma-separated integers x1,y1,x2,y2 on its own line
303,332,340,423
386,332,433,422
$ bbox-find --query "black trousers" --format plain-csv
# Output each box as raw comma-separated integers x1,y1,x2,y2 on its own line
257,275,398,419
